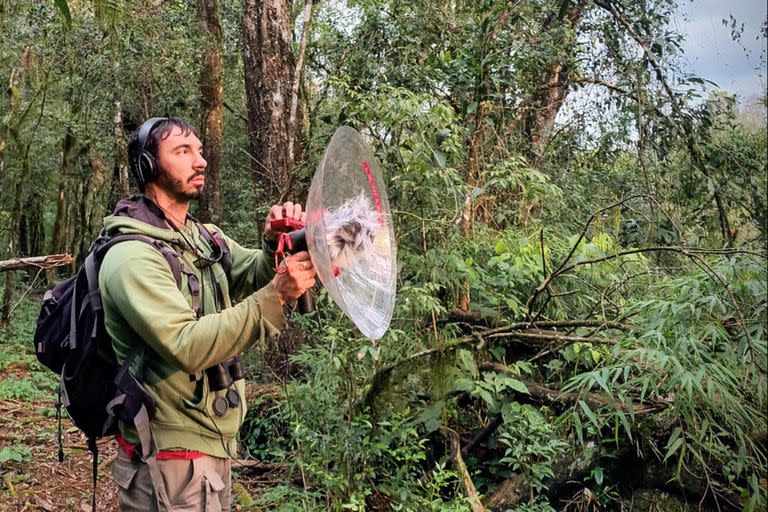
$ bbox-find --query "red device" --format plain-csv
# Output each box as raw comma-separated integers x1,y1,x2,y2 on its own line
270,217,305,231
269,217,315,313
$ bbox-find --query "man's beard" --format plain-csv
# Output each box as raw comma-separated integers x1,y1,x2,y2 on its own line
156,170,203,201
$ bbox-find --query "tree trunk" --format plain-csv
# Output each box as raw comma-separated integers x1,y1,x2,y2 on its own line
19,192,45,257
114,98,130,200
3,57,34,323
458,100,487,311
1,180,23,325
523,0,586,164
84,152,110,240
198,0,224,223
52,100,79,255
112,55,130,201
284,0,313,196
242,0,295,202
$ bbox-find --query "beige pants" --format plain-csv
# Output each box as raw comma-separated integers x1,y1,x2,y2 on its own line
112,451,232,511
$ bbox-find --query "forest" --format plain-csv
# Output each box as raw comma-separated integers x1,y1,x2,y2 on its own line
0,0,766,511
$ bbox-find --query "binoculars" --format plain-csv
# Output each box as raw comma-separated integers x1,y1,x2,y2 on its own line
205,356,245,416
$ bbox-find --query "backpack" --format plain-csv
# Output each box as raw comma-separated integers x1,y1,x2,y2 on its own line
33,225,231,510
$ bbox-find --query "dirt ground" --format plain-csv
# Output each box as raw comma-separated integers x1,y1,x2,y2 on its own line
0,362,278,511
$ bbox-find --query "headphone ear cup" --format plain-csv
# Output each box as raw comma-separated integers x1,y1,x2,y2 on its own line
138,150,157,185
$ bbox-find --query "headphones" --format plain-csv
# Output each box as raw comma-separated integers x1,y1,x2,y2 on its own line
129,117,166,189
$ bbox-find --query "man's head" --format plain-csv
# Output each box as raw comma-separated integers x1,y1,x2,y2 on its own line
128,117,207,201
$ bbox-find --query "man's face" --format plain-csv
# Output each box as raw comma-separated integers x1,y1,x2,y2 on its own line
154,126,207,201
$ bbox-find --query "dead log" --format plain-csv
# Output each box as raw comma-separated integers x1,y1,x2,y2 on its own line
0,254,73,272
485,473,526,511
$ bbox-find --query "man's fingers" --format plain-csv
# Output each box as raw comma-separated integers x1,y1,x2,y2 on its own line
296,252,311,262
280,201,304,220
289,251,311,262
269,204,283,220
285,252,315,277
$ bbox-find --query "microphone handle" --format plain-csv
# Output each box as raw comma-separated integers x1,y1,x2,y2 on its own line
298,288,314,314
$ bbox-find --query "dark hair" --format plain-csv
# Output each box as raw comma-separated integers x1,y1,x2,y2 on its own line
127,117,199,191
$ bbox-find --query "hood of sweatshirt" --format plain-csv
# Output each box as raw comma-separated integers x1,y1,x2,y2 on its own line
102,195,186,244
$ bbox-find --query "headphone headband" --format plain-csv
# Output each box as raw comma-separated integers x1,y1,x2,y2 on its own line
137,117,166,156
130,117,167,189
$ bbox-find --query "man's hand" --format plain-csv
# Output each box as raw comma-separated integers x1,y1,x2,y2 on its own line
264,201,306,241
271,251,316,305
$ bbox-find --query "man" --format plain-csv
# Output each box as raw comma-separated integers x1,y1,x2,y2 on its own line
99,117,314,510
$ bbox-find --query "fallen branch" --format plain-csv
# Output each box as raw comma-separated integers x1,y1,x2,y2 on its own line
363,320,628,408
232,459,285,472
462,414,503,457
479,362,660,414
0,253,73,272
439,427,485,512
487,330,619,345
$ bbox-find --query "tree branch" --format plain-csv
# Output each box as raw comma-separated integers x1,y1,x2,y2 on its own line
287,0,313,167
557,246,763,275
526,194,648,319
592,0,734,245
0,254,73,272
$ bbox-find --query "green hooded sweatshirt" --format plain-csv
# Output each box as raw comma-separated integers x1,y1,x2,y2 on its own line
98,196,285,458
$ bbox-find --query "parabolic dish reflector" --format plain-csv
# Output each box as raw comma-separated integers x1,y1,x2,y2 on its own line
305,127,397,340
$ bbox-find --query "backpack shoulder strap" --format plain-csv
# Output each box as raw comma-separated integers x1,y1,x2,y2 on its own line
94,233,182,288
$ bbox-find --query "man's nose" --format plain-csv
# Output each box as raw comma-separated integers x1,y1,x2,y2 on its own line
194,151,207,169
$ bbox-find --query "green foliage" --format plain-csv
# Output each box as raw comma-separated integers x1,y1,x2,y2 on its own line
0,444,32,464
0,378,45,400
563,255,767,508
498,404,568,494
244,389,467,510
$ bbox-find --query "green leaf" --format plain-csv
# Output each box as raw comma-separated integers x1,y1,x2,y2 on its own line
573,413,584,445
432,149,447,168
665,436,684,462
452,377,475,392
55,0,72,30
502,377,530,395
592,466,604,486
456,349,478,378
414,402,443,433
578,400,601,429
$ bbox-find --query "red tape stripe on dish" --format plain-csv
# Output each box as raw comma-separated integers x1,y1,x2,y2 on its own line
362,161,384,226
